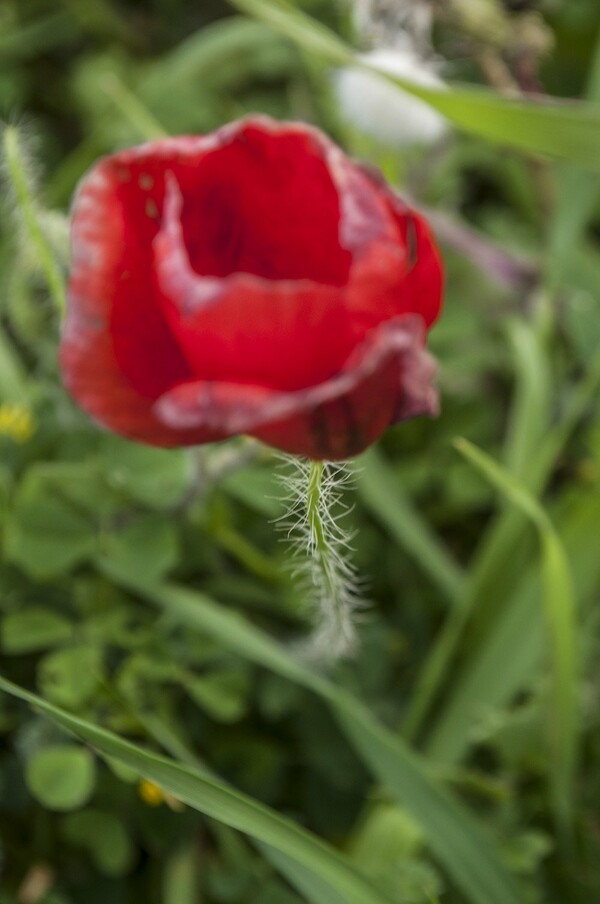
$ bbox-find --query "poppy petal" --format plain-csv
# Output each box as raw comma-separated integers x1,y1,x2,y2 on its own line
154,314,437,459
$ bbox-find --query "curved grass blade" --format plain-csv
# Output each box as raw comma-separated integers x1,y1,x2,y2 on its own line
103,570,525,904
418,340,600,762
230,0,600,169
402,318,552,740
0,675,393,904
452,439,579,837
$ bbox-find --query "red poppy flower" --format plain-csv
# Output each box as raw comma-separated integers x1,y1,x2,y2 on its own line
61,116,443,460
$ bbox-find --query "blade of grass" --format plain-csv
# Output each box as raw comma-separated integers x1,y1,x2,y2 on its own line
0,675,394,904
100,567,525,904
423,486,600,767
230,0,600,169
408,336,600,743
452,439,578,837
119,689,339,902
502,317,552,482
547,29,600,289
402,318,551,739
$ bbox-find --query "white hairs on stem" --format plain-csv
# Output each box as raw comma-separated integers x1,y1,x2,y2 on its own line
276,457,367,662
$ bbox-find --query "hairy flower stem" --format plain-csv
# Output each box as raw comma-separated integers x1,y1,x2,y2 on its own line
306,461,326,552
2,126,66,316
280,457,363,661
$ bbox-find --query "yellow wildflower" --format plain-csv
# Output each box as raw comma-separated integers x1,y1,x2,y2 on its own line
138,779,185,811
0,403,35,443
138,779,166,806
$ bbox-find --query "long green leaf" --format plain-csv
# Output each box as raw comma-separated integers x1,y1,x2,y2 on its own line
502,318,552,482
402,318,552,739
424,487,600,768
229,0,600,169
420,341,600,762
104,571,525,904
0,675,392,904
452,439,579,835
547,29,600,288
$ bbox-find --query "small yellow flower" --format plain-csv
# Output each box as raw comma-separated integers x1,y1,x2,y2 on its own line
138,779,166,806
0,403,35,443
138,779,185,811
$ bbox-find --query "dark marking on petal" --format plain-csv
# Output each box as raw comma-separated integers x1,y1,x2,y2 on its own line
406,216,418,271
145,199,159,219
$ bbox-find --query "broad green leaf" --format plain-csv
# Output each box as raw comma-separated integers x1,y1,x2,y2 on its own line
38,645,103,708
1,607,73,654
96,515,179,585
100,438,190,509
4,466,97,579
25,744,96,811
230,0,600,168
101,572,525,904
0,675,393,904
452,439,579,833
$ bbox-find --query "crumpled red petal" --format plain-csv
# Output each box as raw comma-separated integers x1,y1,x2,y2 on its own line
154,314,438,459
153,174,356,390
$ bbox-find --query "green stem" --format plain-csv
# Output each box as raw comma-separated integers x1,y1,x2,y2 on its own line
299,460,359,657
306,460,326,551
3,127,66,317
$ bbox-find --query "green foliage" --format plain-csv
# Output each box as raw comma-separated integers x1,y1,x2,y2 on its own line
1,1,600,903
25,744,96,811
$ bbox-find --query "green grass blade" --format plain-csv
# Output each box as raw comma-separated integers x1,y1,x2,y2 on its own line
229,0,600,168
403,320,551,739
452,439,579,834
413,341,600,749
330,693,524,904
547,30,600,288
423,488,600,768
502,318,552,482
0,675,393,904
107,573,525,904
357,447,466,606
230,0,352,66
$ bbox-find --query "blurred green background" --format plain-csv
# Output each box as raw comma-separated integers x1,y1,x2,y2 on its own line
1,1,600,902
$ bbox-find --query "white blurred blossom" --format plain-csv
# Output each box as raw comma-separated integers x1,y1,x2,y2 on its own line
334,47,448,148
